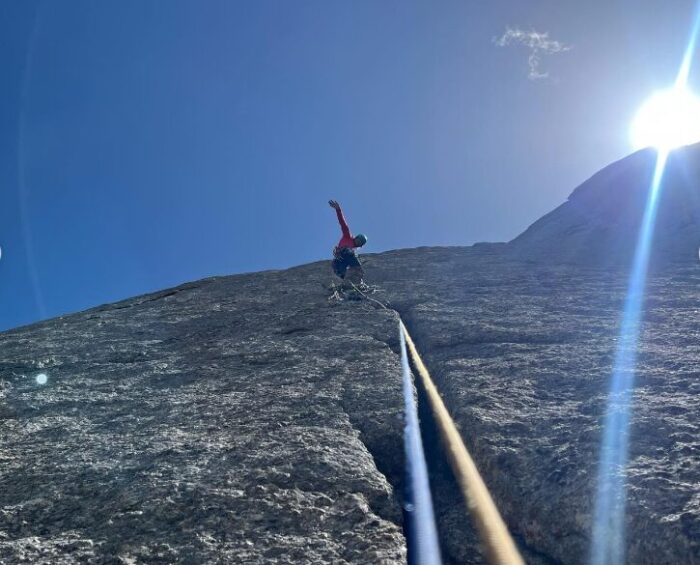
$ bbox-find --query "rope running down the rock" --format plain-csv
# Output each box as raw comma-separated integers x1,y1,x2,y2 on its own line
344,281,524,564
400,322,525,565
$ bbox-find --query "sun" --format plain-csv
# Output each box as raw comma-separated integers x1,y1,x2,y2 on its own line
630,88,700,151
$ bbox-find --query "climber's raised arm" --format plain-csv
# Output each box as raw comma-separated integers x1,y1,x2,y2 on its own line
329,200,351,239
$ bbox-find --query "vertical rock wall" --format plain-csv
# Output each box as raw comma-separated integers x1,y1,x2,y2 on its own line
0,265,408,563
368,247,700,564
2,245,699,564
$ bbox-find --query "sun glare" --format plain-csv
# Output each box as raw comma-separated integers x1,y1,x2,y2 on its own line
631,88,700,151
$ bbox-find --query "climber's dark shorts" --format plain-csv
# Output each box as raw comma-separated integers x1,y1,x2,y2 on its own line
332,247,361,279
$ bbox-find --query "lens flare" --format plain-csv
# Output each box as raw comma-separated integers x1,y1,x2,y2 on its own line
591,4,700,563
590,151,668,564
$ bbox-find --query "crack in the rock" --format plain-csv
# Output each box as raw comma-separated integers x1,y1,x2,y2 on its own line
338,379,404,530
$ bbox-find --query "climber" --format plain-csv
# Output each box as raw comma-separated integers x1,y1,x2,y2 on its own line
328,200,367,284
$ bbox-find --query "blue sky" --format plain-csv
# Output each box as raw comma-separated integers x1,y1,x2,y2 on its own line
1,0,698,330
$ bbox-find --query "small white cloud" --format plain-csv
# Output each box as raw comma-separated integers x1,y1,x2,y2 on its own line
494,27,572,80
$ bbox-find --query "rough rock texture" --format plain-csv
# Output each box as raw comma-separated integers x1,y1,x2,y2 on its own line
0,270,408,563
368,247,700,564
3,248,699,564
508,142,700,265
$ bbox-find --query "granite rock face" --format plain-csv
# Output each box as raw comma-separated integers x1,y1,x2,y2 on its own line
0,269,408,563
368,247,700,564
3,248,699,564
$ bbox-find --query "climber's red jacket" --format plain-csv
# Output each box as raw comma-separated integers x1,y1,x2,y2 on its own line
335,207,356,249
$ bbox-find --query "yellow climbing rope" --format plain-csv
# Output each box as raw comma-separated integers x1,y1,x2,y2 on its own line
400,322,525,565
